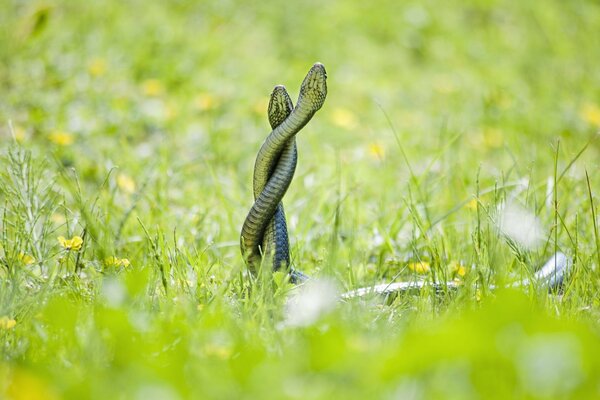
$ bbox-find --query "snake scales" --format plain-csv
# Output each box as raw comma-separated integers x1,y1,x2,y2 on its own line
240,63,327,280
240,63,570,293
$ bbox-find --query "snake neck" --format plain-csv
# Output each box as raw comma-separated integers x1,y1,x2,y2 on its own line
253,104,315,197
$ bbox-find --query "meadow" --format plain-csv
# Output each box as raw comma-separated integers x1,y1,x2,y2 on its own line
1,0,600,398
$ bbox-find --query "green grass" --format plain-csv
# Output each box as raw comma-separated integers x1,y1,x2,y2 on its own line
1,0,600,398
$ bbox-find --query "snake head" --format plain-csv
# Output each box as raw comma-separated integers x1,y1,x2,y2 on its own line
268,85,294,129
299,62,327,111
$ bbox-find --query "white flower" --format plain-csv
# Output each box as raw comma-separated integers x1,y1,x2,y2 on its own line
284,279,339,327
517,334,583,397
101,278,126,307
498,203,544,249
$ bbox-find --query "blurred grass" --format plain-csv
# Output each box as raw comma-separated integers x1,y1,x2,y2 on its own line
1,0,600,398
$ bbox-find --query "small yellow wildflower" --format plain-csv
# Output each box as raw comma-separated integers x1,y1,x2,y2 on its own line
51,213,66,225
142,79,164,96
408,261,430,274
331,107,358,130
104,256,131,268
6,367,60,400
87,57,107,77
104,256,117,266
482,127,504,148
466,198,478,210
367,142,386,161
18,253,35,265
580,103,600,127
0,316,16,330
12,125,27,142
194,92,219,111
164,102,178,121
48,131,74,146
117,174,136,194
203,344,232,359
448,261,467,277
252,97,269,116
58,236,83,251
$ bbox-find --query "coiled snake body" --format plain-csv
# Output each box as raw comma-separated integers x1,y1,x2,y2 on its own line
240,63,327,280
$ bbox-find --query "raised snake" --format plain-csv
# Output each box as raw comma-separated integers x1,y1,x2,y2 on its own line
240,62,570,294
240,63,326,280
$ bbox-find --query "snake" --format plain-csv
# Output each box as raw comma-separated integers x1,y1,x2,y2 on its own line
240,63,327,280
342,252,571,299
260,85,296,273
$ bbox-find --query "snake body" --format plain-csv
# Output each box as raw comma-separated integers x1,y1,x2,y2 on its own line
261,86,295,271
240,63,327,278
342,252,571,298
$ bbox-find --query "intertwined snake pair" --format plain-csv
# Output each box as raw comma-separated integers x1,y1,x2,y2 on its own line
240,63,571,294
240,63,327,281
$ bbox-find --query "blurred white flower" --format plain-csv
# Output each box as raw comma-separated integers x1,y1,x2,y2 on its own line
371,228,384,247
303,173,316,188
284,279,339,327
498,203,544,249
135,384,181,400
101,278,126,308
517,333,583,397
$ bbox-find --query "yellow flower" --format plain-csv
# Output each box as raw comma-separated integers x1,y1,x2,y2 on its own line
203,344,232,359
117,174,136,194
448,261,467,277
367,142,386,161
580,103,600,127
466,198,478,210
331,107,358,130
252,97,269,116
58,236,83,251
48,131,74,146
408,261,430,274
12,125,27,142
51,213,66,225
0,316,16,330
194,92,219,111
164,102,178,121
5,367,60,400
482,127,504,148
104,256,131,268
18,253,35,265
87,57,107,77
142,79,164,96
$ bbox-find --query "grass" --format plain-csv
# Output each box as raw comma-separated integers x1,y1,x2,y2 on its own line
1,0,600,398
